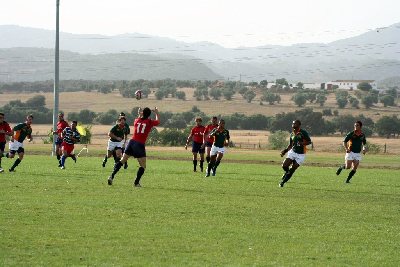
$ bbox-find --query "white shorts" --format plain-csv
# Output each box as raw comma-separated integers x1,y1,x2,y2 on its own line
9,141,24,151
107,140,124,151
345,152,362,162
287,150,306,165
210,145,226,156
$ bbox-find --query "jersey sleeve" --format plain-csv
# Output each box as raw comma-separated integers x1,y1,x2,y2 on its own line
343,131,352,142
302,130,311,142
226,130,230,141
13,123,24,131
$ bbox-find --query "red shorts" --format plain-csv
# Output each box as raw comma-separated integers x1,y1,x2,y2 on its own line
62,142,74,155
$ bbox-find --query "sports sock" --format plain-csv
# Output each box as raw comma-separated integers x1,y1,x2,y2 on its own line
61,155,66,167
214,160,221,171
346,170,356,182
207,161,214,174
193,160,197,171
111,161,123,179
134,167,145,185
282,165,289,172
206,156,210,163
57,154,61,161
103,155,108,163
10,158,21,170
70,154,76,162
282,168,296,184
200,160,204,169
0,157,2,168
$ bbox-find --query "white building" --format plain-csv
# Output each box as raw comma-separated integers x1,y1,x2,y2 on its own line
325,80,377,90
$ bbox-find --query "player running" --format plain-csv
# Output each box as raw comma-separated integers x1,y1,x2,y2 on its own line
53,112,69,167
336,120,367,183
279,119,312,187
205,119,230,177
107,107,160,187
185,117,206,172
119,112,131,170
102,117,127,168
0,112,13,173
60,120,80,169
6,114,34,172
202,116,218,164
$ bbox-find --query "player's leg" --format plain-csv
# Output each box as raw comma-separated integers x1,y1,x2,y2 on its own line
346,160,359,183
60,146,68,169
205,144,211,163
192,152,198,172
10,150,24,172
108,153,130,185
206,146,217,177
0,142,5,172
212,152,224,176
199,151,205,172
279,158,293,187
133,157,147,187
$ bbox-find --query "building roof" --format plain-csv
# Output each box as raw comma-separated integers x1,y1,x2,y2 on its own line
331,80,375,83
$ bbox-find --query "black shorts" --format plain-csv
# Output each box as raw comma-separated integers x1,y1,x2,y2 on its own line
55,137,63,145
0,142,5,151
192,141,205,153
10,147,24,154
205,141,213,148
124,139,146,158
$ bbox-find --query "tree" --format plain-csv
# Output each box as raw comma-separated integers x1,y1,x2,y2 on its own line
243,90,256,103
292,93,307,107
380,95,395,107
175,91,186,100
26,95,46,109
276,78,289,86
375,116,400,138
306,92,316,103
349,97,359,108
316,93,327,107
357,82,372,92
361,94,375,109
261,92,279,105
222,88,235,100
336,97,348,109
268,130,288,150
296,82,304,90
260,80,268,88
209,88,222,100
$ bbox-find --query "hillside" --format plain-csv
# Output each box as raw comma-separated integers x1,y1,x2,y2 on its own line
1,24,400,82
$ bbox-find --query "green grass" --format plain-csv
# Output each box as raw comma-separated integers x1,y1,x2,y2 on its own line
1,154,399,266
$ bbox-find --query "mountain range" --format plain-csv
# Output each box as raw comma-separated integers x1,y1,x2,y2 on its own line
0,24,400,83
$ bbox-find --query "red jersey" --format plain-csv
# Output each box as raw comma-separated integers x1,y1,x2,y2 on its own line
0,121,12,142
131,117,160,144
204,124,218,143
57,120,69,136
191,125,206,143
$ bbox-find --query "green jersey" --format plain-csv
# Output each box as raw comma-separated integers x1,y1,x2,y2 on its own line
109,124,126,142
124,122,130,135
13,122,32,143
344,131,366,153
210,128,230,148
290,129,311,154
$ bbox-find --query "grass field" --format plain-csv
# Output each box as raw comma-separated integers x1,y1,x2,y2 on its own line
1,151,399,266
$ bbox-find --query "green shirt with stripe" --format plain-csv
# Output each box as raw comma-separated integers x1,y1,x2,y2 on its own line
13,123,32,143
210,128,230,148
290,129,311,154
109,124,126,142
344,131,366,153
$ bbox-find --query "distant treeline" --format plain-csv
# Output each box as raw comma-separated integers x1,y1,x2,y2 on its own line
1,95,399,138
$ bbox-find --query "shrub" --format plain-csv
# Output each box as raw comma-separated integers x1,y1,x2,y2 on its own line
268,130,288,150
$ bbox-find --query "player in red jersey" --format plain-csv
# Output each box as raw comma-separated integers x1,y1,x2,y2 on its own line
108,107,160,187
202,116,218,164
0,112,13,173
53,112,69,167
185,117,206,172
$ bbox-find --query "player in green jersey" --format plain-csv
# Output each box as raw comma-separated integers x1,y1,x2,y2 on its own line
102,117,127,167
205,119,230,177
6,114,34,172
336,120,367,183
279,120,312,187
119,112,131,169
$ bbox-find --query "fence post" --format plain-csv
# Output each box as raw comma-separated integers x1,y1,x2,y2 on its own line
384,143,386,153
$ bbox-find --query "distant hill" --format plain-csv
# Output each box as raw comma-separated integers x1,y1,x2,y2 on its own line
0,47,222,82
1,24,400,82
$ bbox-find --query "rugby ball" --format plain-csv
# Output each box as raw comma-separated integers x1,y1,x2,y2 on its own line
135,90,142,100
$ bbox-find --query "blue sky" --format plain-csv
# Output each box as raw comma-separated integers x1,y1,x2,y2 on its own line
1,0,399,47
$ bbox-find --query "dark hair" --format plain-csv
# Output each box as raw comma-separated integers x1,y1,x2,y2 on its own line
355,120,362,127
212,116,218,120
72,120,78,124
294,119,301,125
27,114,34,119
142,107,151,119
119,112,126,117
0,112,4,116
